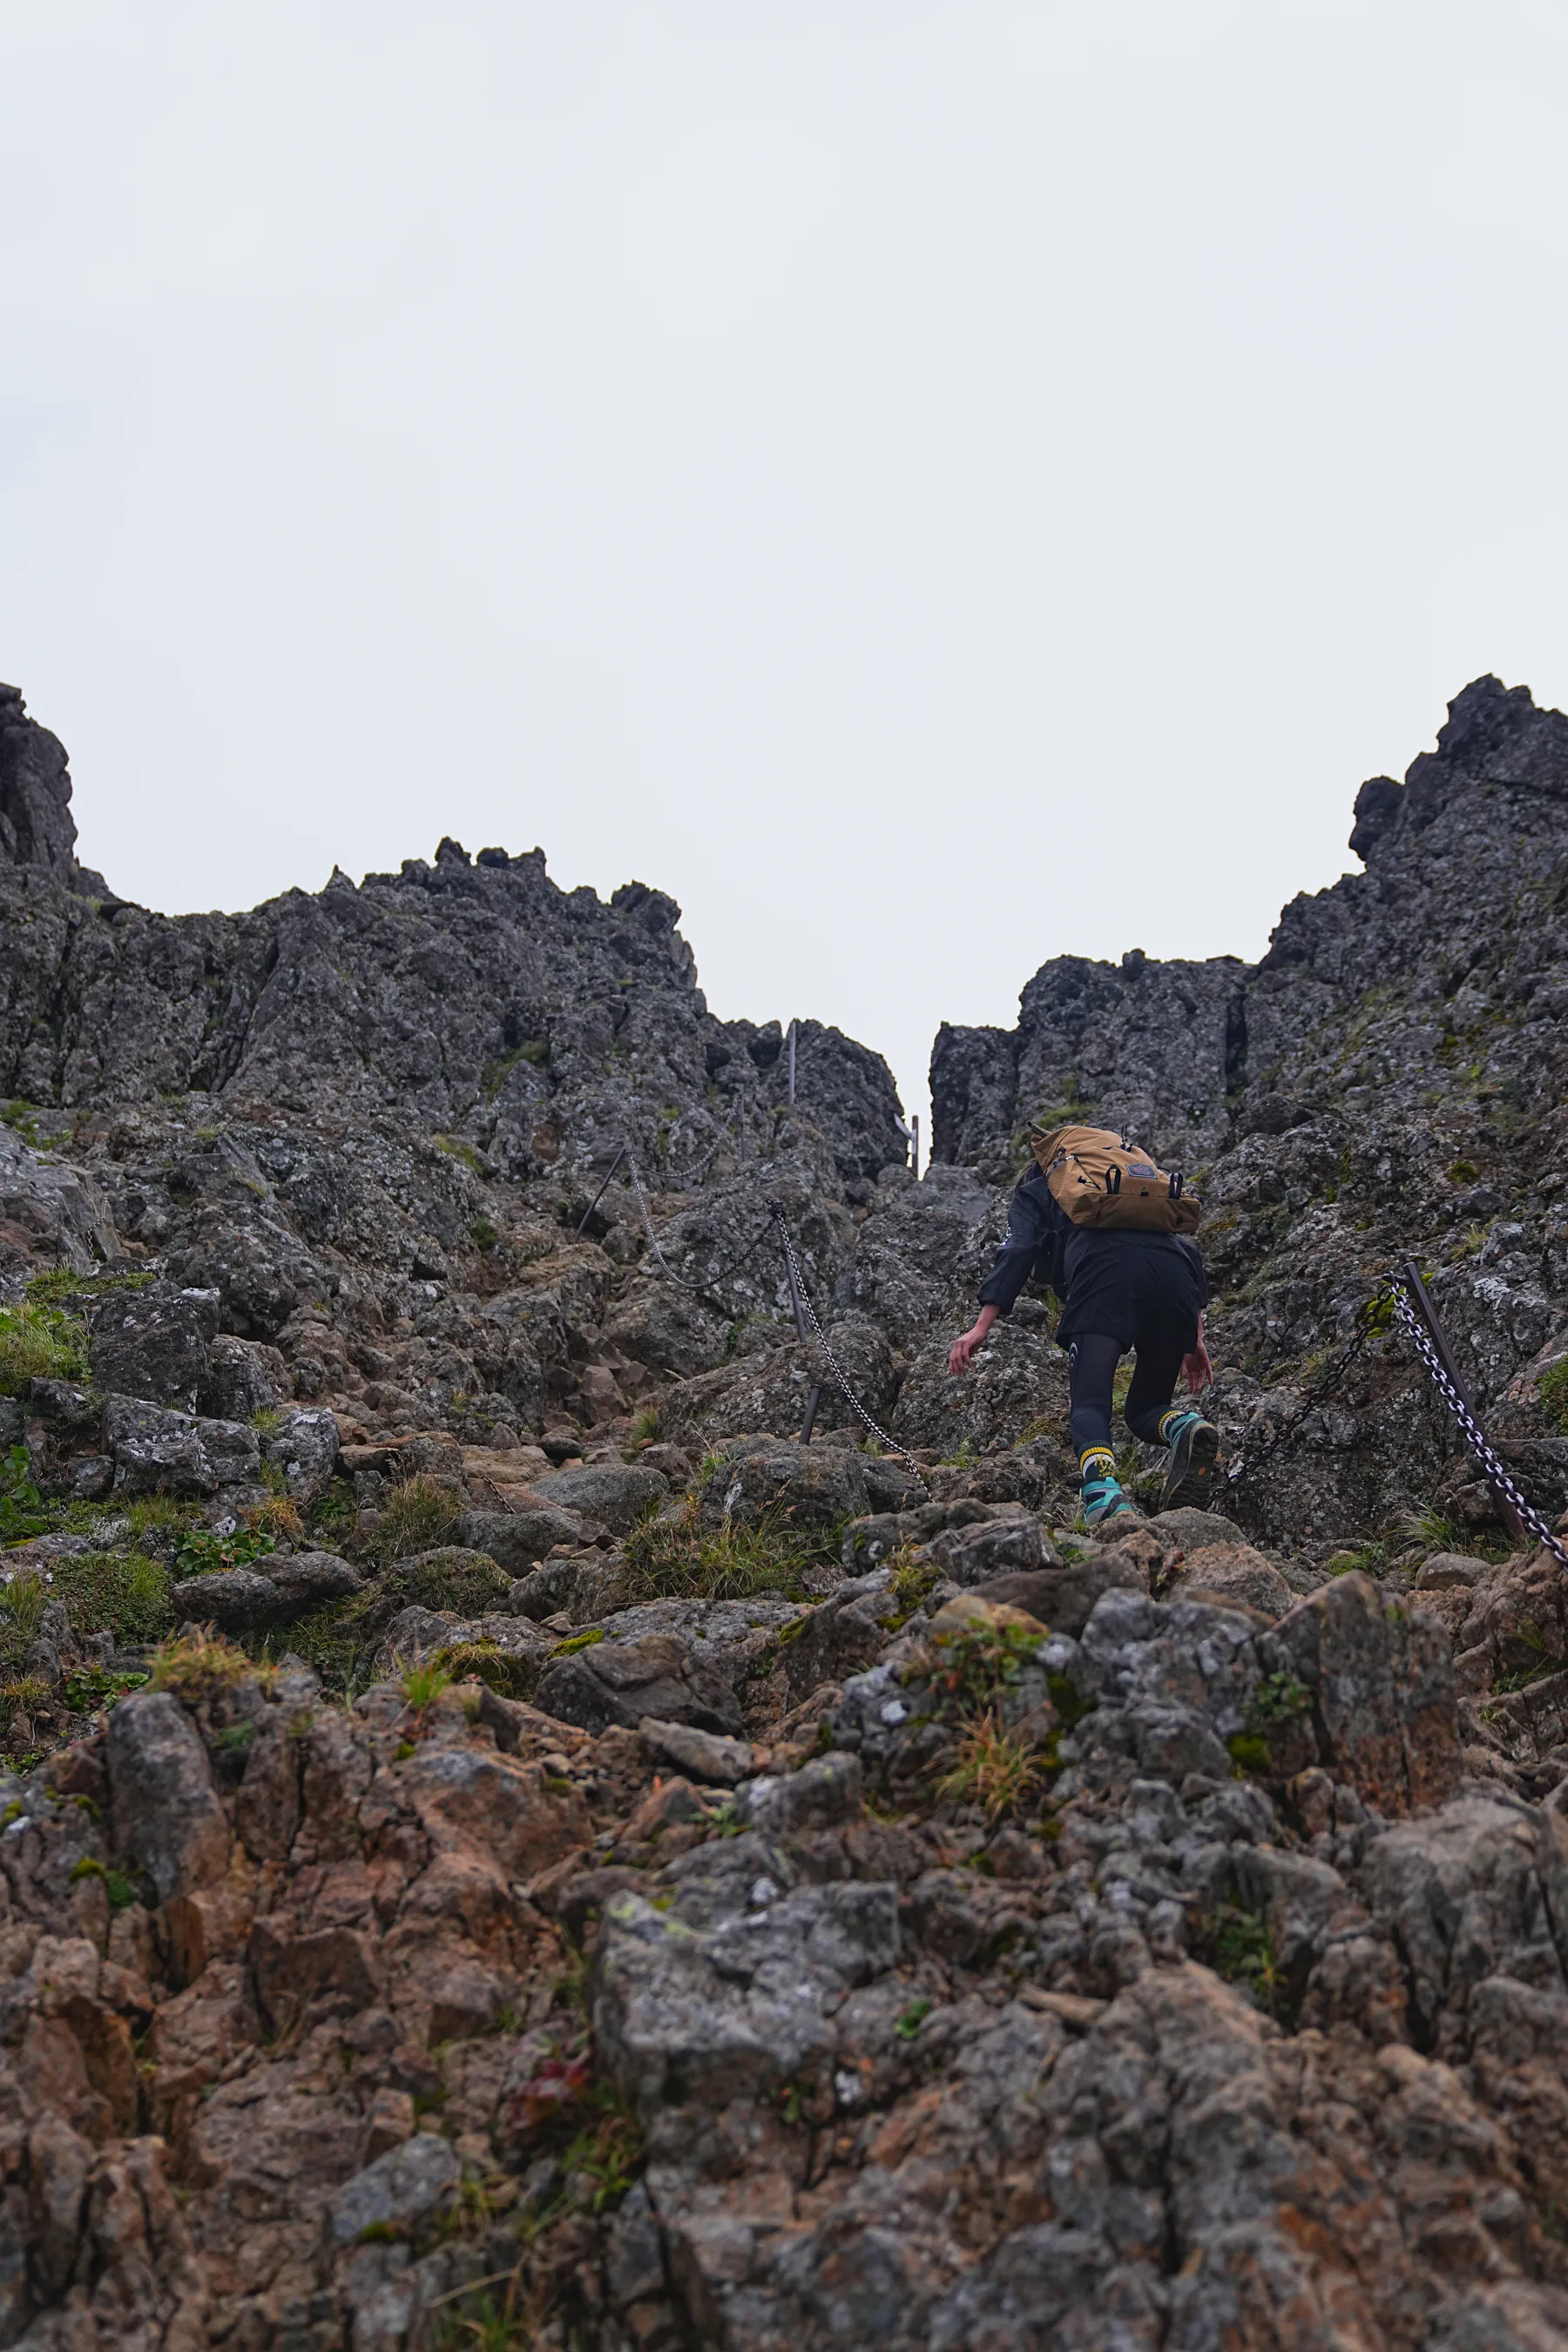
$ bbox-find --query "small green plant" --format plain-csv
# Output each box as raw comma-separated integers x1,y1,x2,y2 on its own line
3,1101,71,1151
1194,1903,1283,2016
60,1665,147,1715
1251,1670,1311,1727
248,1405,286,1436
936,1710,1044,1821
0,1301,88,1396
624,1406,660,1451
470,1214,499,1254
1448,1159,1479,1184
895,1997,934,2042
360,1474,463,1565
928,1619,1044,1718
1538,1361,1568,1436
173,1525,277,1580
0,1445,48,1544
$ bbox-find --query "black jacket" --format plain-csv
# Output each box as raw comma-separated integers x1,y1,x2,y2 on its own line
979,1166,1207,1322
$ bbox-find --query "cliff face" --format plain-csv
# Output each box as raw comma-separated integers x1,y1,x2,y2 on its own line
7,681,1568,2350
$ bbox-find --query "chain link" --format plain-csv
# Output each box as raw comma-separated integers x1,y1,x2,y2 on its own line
769,1207,931,1497
622,1145,774,1295
1226,1285,1396,1489
1391,1284,1568,1569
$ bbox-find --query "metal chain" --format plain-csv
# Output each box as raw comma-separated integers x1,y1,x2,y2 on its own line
622,1145,774,1295
770,1206,931,1497
1391,1284,1568,1569
1226,1286,1395,1488
667,1092,750,1190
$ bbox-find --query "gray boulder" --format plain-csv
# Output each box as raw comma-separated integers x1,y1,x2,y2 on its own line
259,1407,340,1508
328,2134,460,2246
104,1395,260,1496
534,1632,742,1737
91,1283,220,1411
457,1503,596,1572
531,1460,669,1533
175,1551,362,1632
106,1690,231,1902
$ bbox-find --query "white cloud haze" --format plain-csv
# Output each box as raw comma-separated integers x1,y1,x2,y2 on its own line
3,0,1566,1132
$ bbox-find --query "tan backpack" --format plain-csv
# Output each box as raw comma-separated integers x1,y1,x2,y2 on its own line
1030,1123,1201,1233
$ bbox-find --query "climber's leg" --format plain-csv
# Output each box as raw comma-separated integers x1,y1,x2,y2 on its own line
1069,1333,1139,1525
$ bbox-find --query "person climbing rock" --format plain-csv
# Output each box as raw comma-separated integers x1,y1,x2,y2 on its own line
948,1123,1220,1526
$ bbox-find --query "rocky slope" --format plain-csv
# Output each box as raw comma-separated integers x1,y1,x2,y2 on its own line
4,679,1568,2348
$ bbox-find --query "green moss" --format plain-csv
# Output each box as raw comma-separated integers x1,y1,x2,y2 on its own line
434,1135,484,1173
1538,1361,1568,1435
551,1626,605,1657
1227,1731,1273,1776
1194,1902,1283,2015
50,1551,174,1646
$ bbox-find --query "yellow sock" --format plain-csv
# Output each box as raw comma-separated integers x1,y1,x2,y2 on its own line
1078,1447,1116,1483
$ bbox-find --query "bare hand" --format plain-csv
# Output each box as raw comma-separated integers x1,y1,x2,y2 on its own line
949,1326,984,1376
1183,1338,1213,1393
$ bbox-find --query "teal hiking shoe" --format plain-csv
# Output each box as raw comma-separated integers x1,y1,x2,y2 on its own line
1080,1473,1138,1529
1159,1409,1220,1511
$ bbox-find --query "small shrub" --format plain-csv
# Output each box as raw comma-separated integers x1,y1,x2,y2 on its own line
936,1710,1044,1821
309,1477,357,1541
470,1214,499,1254
0,1301,88,1395
0,1445,49,1544
148,1627,254,1700
50,1551,174,1645
361,1475,463,1565
879,1545,942,1632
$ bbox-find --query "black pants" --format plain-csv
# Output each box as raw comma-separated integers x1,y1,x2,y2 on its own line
1068,1330,1191,1458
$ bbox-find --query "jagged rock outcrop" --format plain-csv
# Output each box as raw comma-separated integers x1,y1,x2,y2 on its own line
5,679,1568,2348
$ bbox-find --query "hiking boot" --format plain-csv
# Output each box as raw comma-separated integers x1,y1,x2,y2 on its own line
1159,1409,1220,1511
1080,1473,1139,1529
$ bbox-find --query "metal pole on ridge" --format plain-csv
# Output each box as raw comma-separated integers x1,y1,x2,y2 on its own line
787,1020,796,1105
779,1212,823,1443
574,1145,626,1237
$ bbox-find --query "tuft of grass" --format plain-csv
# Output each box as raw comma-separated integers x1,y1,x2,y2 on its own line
360,1475,463,1565
1401,1504,1468,1557
248,1405,287,1436
0,1301,88,1396
435,1135,485,1173
621,1495,835,1603
0,1673,52,1718
936,1709,1044,1821
431,1639,535,1699
624,1406,659,1452
0,1569,51,1654
148,1626,255,1700
399,1658,454,1718
50,1551,173,1646
243,1494,305,1546
470,1214,499,1254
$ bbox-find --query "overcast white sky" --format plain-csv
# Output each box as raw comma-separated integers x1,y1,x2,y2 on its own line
3,2,1566,1132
